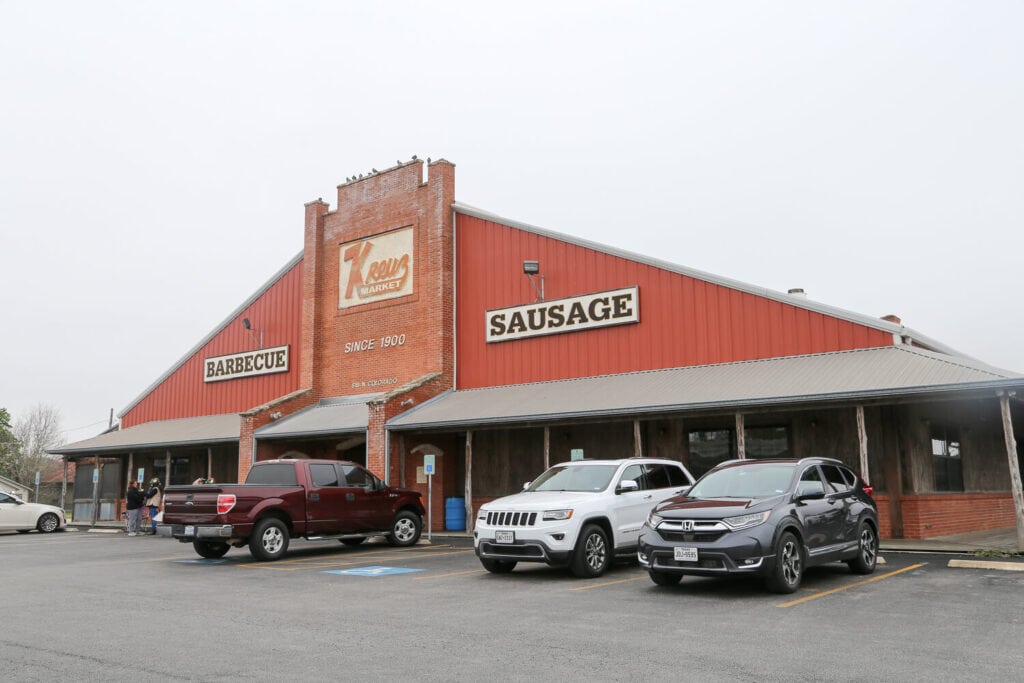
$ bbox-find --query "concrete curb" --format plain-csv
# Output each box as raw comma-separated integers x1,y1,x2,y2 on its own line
948,559,1024,572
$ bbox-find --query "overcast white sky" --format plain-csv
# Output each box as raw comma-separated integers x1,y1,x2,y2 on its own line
2,1,1021,444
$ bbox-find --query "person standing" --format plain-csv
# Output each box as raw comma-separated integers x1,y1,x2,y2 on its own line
143,478,162,535
125,480,145,536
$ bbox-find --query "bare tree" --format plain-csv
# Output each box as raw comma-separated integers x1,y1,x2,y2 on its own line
4,404,66,486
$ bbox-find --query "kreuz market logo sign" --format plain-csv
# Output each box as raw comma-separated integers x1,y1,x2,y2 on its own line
204,345,289,383
339,227,414,309
486,286,639,343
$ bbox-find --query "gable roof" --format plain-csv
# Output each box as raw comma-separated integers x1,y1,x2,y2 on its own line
453,202,963,358
49,414,241,456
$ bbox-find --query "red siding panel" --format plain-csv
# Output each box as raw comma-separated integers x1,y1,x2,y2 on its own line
455,214,894,389
121,261,304,427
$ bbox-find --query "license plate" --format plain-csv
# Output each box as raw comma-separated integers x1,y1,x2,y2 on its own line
185,525,195,537
674,546,698,562
495,530,515,544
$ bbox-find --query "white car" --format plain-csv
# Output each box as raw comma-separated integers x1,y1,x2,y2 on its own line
474,458,694,578
0,490,67,533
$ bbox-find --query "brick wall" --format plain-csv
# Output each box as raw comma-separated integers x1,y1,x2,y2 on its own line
899,493,1017,539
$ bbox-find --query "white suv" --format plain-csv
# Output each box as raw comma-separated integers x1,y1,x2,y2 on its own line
473,458,694,578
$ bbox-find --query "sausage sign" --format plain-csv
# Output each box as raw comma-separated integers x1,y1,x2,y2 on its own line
486,286,639,343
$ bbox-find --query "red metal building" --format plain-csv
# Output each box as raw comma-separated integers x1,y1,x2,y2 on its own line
54,159,1024,544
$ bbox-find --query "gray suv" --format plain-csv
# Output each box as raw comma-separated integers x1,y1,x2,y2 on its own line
637,457,878,593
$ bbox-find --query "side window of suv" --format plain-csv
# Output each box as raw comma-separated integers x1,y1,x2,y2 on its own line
820,464,850,492
796,466,826,497
620,464,646,491
644,463,687,489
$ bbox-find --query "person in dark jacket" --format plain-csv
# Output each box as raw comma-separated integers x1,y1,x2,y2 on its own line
125,480,146,536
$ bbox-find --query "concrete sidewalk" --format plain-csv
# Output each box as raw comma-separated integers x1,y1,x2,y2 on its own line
879,526,1022,555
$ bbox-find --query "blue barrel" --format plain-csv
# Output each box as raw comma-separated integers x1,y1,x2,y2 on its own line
445,497,466,531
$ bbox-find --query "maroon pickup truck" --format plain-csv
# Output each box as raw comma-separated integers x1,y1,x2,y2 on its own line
161,459,425,561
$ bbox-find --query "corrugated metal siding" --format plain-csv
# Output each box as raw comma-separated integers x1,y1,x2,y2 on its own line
455,214,893,389
121,262,304,427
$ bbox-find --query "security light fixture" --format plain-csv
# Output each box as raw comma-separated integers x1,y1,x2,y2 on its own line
242,317,263,349
522,260,544,301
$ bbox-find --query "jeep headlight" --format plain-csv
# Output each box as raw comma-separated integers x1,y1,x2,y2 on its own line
646,510,663,529
722,510,771,530
542,509,573,521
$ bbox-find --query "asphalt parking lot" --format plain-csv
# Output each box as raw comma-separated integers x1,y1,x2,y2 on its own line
3,529,1023,681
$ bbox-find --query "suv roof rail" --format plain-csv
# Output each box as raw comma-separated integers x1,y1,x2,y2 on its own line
797,456,843,466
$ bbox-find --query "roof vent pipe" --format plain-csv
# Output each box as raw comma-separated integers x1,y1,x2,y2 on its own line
881,314,902,325
787,288,806,297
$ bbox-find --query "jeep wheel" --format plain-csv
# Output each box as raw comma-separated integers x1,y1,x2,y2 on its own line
193,541,230,559
481,558,517,574
765,530,804,594
649,569,682,586
249,517,289,561
386,510,422,547
846,521,878,575
571,524,610,578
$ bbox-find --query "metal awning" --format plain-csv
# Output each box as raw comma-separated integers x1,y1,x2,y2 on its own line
49,414,242,456
254,394,379,440
388,346,1023,431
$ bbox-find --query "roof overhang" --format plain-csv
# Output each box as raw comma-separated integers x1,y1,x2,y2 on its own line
254,395,378,441
388,346,1023,432
49,414,242,456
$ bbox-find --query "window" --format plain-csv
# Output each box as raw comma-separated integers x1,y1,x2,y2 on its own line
620,464,645,491
0,492,15,504
246,464,299,486
797,466,825,497
931,424,964,492
688,429,735,478
644,463,689,489
341,464,370,487
745,426,790,459
309,464,339,487
820,464,850,493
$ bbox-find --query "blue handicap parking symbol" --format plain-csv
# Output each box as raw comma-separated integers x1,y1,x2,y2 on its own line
323,565,425,577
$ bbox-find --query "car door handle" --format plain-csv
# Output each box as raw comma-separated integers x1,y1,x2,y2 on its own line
309,493,320,502
643,494,652,500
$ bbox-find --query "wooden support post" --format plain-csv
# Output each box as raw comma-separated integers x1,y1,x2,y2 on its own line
127,453,134,487
633,420,643,457
207,447,213,480
998,392,1024,551
60,456,68,511
543,427,550,469
856,405,870,484
465,430,473,533
735,413,746,459
399,435,407,488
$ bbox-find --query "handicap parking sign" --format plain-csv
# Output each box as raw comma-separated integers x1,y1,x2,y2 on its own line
323,566,424,577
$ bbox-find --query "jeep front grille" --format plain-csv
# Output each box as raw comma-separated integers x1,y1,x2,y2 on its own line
485,511,538,527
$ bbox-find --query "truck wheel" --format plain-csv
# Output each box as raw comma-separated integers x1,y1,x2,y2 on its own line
249,517,289,561
386,510,422,547
571,524,611,578
193,541,230,559
481,558,517,573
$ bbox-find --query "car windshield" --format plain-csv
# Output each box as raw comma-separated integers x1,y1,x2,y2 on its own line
526,464,618,492
689,463,795,499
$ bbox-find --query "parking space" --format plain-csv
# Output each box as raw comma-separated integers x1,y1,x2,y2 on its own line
4,531,1022,680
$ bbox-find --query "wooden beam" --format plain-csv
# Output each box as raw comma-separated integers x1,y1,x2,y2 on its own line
856,405,870,484
465,430,473,533
735,413,746,459
543,426,550,469
998,392,1024,552
633,419,643,457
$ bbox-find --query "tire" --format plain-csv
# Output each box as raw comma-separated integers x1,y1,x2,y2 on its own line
386,510,422,547
37,513,59,533
570,524,611,578
249,517,289,561
481,558,517,574
193,541,230,559
765,530,804,594
341,537,366,546
649,569,683,586
846,521,878,575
